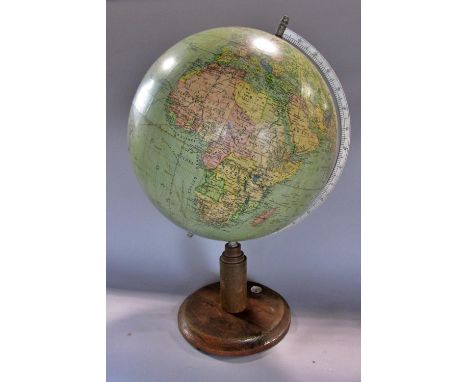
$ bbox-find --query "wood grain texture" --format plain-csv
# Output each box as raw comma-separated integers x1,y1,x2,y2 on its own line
178,281,291,356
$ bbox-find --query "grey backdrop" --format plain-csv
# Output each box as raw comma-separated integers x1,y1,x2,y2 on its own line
107,0,360,313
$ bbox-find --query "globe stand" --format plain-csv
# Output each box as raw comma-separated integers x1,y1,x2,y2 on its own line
177,242,291,356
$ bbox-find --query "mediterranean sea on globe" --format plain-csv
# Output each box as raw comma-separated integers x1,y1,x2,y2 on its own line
128,27,338,241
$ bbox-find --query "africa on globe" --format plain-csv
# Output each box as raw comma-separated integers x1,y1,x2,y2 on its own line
128,27,340,241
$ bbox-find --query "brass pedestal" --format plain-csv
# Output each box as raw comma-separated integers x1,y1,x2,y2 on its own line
177,243,291,356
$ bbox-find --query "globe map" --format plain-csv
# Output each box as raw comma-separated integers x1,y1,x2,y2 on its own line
128,27,339,241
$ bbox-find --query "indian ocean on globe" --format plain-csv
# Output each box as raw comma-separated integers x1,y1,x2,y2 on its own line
128,27,342,241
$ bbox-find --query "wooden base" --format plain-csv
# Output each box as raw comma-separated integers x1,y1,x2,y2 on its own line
178,281,291,356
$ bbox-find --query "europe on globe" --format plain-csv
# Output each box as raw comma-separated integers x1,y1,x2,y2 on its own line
128,27,340,241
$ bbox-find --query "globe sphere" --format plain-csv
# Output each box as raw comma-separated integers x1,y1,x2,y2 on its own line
128,27,338,241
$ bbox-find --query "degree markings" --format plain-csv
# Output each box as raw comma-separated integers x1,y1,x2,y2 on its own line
278,28,351,231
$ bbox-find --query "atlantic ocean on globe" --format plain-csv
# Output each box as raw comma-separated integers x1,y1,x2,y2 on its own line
128,27,339,241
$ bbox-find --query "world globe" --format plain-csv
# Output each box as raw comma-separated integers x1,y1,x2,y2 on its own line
128,26,348,241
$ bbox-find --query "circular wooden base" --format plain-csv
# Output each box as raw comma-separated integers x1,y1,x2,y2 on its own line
178,281,291,356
